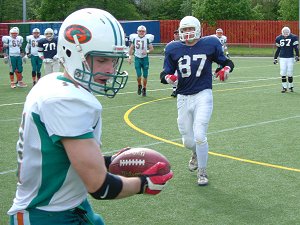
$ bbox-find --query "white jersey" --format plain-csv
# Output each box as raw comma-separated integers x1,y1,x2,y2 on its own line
8,73,103,215
212,34,228,52
25,35,45,56
2,35,23,56
131,35,153,58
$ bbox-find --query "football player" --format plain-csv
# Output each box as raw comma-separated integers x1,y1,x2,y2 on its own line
24,28,45,85
165,29,180,98
38,28,60,75
8,8,173,224
160,16,234,186
274,26,299,93
212,28,230,80
128,25,154,96
2,27,27,88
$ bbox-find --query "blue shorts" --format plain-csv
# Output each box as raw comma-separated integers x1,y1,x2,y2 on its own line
10,199,105,225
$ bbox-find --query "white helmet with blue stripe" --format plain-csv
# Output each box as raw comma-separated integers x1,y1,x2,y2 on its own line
57,8,128,97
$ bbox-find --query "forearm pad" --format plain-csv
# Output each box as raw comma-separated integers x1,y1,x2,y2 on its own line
160,71,168,84
222,59,235,72
104,156,112,169
89,173,123,200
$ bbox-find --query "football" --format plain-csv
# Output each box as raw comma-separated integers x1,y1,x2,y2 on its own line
109,147,171,177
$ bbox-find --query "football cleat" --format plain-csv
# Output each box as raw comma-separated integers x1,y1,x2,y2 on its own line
197,168,208,186
188,152,198,171
10,82,16,89
17,81,27,88
142,88,146,97
137,85,142,95
289,87,294,92
281,88,287,93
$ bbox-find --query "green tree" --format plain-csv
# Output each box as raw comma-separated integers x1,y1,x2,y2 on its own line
278,0,298,20
0,0,23,21
251,0,280,20
194,0,263,24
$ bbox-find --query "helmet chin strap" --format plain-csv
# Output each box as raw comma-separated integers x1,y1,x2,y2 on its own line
73,34,91,72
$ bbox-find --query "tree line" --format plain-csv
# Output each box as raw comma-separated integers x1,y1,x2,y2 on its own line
0,0,298,23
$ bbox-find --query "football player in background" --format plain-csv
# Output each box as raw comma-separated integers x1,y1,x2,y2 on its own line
212,28,230,80
24,28,45,85
160,16,234,186
2,27,27,88
38,28,60,75
274,26,299,93
8,8,173,224
128,25,154,96
170,29,180,97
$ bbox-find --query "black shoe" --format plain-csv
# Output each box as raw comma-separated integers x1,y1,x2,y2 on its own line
289,87,294,92
33,81,37,86
142,88,146,97
171,91,177,97
281,88,287,93
137,85,142,95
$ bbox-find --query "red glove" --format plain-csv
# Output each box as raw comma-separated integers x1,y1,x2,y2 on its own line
216,66,231,81
165,74,178,85
139,162,173,195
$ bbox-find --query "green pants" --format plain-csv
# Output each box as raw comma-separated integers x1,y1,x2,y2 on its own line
134,56,149,78
31,55,43,73
10,199,105,225
10,56,23,73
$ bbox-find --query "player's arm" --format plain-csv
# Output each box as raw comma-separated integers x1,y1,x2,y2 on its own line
62,138,141,198
148,42,154,53
127,42,134,64
219,58,234,72
293,43,299,61
274,47,280,64
62,138,172,199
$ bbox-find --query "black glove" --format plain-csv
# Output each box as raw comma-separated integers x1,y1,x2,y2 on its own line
295,56,299,62
273,59,278,64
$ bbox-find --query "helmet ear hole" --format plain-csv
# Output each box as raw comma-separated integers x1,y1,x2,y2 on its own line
66,49,71,57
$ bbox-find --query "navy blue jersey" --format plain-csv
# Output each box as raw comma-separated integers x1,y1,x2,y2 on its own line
275,34,299,58
38,37,58,59
163,36,228,95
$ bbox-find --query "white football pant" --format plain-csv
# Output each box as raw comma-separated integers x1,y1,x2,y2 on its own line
177,89,213,169
44,60,61,75
279,58,294,88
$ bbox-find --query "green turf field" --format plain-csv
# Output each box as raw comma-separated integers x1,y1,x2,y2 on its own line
0,56,299,225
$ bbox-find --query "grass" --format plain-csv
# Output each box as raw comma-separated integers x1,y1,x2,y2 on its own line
0,56,300,225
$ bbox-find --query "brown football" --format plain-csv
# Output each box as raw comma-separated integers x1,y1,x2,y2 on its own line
109,147,171,177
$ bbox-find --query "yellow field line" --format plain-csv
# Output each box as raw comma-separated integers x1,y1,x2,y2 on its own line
124,87,300,173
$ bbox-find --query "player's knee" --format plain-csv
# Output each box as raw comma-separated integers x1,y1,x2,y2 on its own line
195,134,207,145
182,137,196,150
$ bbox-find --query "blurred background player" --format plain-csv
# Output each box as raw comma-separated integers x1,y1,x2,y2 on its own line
212,28,230,80
38,28,60,75
2,27,27,88
128,25,154,96
168,30,180,97
274,26,299,93
8,8,173,224
160,16,234,186
24,28,45,85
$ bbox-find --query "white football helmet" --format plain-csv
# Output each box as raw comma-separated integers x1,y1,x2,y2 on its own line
179,16,201,42
57,8,128,97
44,28,54,40
10,27,19,38
281,27,291,37
216,28,223,37
32,28,40,38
